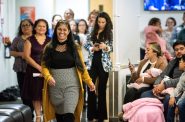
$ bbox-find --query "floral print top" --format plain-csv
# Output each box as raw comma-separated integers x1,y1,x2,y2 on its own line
84,34,113,72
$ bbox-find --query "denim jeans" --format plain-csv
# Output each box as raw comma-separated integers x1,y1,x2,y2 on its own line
166,95,176,122
161,95,170,121
140,90,156,98
166,96,185,122
177,98,185,122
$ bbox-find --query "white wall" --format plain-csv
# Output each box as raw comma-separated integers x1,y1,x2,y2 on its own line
15,0,89,29
55,0,89,20
0,0,17,91
113,0,140,66
113,0,184,65
15,0,54,29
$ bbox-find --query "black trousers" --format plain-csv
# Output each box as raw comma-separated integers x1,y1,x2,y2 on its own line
17,72,34,117
124,86,152,104
87,62,109,121
55,113,74,122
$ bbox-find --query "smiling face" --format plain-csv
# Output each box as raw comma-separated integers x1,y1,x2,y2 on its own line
57,24,70,42
35,21,47,35
166,18,175,29
145,45,157,59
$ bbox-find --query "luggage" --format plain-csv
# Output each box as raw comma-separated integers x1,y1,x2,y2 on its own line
0,104,32,122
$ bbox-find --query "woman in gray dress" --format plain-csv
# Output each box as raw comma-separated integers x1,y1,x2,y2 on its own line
42,20,95,122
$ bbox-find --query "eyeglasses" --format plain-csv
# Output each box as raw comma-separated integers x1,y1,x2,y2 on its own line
21,24,31,28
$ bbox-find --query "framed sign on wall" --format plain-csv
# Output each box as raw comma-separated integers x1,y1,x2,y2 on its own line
20,6,35,22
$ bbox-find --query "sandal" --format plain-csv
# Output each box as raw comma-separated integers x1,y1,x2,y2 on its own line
36,115,41,122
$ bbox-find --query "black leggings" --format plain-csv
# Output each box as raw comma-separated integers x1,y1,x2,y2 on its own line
55,113,74,122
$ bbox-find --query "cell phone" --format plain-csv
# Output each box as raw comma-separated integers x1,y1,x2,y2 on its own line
128,58,131,65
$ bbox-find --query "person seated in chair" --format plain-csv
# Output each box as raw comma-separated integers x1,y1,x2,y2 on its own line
124,42,167,104
141,41,185,121
166,54,185,122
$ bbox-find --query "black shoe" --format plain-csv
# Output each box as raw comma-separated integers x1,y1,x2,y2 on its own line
118,112,124,121
97,120,103,122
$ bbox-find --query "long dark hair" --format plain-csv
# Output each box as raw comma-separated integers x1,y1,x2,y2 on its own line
17,19,33,36
91,12,113,43
42,20,84,72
